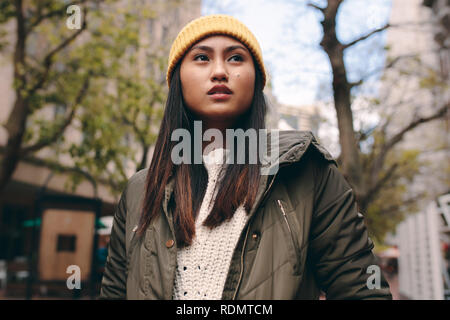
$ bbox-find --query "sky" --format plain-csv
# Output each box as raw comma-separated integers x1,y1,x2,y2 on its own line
202,0,393,107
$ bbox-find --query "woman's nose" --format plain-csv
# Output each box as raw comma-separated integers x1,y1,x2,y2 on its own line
211,60,228,82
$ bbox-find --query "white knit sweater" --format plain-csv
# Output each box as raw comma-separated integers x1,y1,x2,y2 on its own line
172,148,249,300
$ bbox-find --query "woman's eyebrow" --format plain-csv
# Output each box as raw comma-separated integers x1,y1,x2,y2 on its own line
190,45,248,54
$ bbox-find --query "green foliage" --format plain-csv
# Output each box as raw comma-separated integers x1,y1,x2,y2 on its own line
2,0,175,197
0,1,15,51
0,2,15,23
363,148,424,244
57,0,172,196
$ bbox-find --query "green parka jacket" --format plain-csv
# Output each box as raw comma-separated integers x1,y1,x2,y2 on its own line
99,130,392,300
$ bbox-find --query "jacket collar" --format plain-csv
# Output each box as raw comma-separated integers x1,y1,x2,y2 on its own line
267,130,335,166
162,130,335,219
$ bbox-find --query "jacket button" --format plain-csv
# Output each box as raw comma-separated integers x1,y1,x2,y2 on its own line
166,239,174,248
252,232,259,240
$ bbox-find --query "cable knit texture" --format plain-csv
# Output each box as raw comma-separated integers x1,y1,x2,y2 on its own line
172,147,248,300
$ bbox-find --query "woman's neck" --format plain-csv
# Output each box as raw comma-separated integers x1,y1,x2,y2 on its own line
201,121,234,153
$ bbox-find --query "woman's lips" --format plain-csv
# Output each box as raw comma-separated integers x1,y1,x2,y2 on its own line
208,93,232,101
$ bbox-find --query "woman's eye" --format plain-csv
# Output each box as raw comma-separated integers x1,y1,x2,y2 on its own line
194,54,209,61
193,54,243,62
229,55,243,62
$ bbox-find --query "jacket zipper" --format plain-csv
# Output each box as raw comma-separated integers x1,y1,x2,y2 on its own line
232,172,278,300
277,199,297,250
277,200,292,232
277,199,301,275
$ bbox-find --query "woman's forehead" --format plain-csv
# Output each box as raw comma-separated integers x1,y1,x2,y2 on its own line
189,35,250,53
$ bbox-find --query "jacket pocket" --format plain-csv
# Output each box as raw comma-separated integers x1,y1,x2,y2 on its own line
276,199,302,276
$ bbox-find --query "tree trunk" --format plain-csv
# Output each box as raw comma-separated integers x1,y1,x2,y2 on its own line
0,0,28,194
320,0,364,198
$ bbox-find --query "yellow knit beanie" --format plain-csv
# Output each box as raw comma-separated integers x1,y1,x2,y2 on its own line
166,14,267,88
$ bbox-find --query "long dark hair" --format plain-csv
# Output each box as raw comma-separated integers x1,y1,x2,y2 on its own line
136,60,267,248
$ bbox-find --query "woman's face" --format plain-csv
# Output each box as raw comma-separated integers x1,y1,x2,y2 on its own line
180,35,256,129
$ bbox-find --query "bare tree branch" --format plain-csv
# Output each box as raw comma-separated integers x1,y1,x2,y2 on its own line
349,79,364,89
356,125,377,144
350,54,420,88
383,102,448,155
343,23,390,50
367,162,399,203
370,102,449,188
343,20,435,52
307,2,325,13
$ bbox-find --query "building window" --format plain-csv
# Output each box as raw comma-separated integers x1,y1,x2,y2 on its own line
56,234,77,252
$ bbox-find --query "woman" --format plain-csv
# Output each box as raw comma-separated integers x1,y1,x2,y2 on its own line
99,14,392,300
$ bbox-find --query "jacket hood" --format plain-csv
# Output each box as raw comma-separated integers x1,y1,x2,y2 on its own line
262,130,336,172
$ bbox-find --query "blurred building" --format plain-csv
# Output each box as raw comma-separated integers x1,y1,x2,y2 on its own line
276,104,321,136
396,193,450,299
423,0,450,78
264,81,321,134
382,0,450,299
263,82,282,130
0,0,201,298
382,0,449,204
